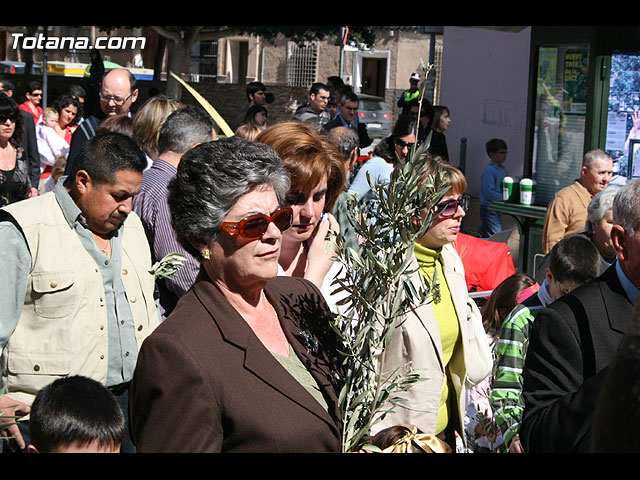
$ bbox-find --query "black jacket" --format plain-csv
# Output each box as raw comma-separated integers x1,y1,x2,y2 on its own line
323,115,371,149
520,264,633,452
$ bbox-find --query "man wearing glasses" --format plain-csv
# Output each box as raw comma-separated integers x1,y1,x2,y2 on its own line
65,68,139,175
323,91,371,149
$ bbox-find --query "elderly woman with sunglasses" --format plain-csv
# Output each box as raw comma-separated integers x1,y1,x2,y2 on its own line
372,156,492,452
129,137,343,453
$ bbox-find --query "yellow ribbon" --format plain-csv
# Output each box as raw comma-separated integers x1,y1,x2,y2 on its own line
381,425,449,453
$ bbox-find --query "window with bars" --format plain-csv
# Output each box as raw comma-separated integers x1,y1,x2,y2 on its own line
287,41,318,87
191,40,218,83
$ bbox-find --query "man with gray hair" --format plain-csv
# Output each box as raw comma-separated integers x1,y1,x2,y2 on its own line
133,106,216,318
326,126,360,253
542,149,613,253
327,126,360,181
520,179,640,452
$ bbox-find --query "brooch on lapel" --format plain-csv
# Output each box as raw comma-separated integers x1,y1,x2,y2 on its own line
431,284,441,304
295,330,318,355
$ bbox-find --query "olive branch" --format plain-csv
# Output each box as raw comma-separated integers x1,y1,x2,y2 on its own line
328,61,451,452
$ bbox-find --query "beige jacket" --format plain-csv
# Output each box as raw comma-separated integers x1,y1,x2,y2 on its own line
542,180,592,254
2,192,159,406
373,244,492,442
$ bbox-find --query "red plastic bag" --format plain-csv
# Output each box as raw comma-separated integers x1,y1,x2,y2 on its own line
452,232,516,293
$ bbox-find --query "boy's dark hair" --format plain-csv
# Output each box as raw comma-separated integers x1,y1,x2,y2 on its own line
549,234,600,285
28,376,126,453
486,138,508,155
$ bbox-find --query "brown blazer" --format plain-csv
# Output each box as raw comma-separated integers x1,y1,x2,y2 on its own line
129,273,343,453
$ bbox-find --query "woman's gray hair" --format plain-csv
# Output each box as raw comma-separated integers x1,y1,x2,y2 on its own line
586,185,621,232
612,179,640,236
167,136,291,261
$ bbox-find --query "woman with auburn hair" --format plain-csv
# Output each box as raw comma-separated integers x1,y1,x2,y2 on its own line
373,155,492,452
255,121,346,305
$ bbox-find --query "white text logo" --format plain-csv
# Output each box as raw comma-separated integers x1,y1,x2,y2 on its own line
11,33,146,50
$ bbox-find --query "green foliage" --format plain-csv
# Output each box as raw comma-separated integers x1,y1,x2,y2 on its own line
328,63,450,452
229,26,376,49
149,252,186,280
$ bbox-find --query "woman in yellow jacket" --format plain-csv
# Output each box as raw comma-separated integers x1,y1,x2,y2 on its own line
373,157,492,452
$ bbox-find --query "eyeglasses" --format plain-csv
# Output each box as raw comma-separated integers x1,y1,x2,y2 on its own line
29,92,42,97
0,115,17,124
99,92,134,105
219,207,293,239
431,195,469,218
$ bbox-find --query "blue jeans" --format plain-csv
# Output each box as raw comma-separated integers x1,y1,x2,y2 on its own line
479,204,502,238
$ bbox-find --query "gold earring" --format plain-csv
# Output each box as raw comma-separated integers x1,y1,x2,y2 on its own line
202,249,211,260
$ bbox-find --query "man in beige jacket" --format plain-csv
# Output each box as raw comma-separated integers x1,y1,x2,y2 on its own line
0,131,159,453
542,149,613,254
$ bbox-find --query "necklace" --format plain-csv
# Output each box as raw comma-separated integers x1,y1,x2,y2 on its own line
94,234,111,257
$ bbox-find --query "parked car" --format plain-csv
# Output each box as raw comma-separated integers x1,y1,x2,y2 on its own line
0,60,41,75
356,93,392,139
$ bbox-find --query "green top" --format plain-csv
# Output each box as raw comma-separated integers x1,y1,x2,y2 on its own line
414,242,461,435
489,283,551,446
272,344,329,412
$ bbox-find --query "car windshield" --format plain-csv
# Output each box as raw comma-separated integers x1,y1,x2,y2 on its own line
359,98,386,110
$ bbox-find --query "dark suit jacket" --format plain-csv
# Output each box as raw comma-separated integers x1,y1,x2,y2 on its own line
323,115,371,149
20,110,40,189
64,112,106,176
129,273,343,453
520,264,634,452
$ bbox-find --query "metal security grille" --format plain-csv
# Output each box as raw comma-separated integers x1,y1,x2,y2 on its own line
191,40,218,83
287,41,318,87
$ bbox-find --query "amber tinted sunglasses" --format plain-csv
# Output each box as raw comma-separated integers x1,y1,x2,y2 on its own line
219,207,293,239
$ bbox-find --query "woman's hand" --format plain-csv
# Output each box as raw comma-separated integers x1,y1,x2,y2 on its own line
304,212,339,289
632,111,640,132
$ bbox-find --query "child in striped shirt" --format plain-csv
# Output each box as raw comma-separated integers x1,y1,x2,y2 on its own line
489,235,601,453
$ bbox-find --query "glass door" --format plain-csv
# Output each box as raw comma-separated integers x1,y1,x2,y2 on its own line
531,44,590,204
603,52,640,184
